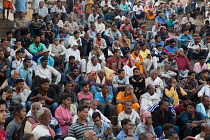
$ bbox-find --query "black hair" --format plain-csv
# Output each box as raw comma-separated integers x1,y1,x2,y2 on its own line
202,69,209,74
77,105,89,112
97,16,102,19
159,99,170,106
124,50,131,56
37,136,55,140
121,119,131,128
113,49,120,54
162,123,174,132
20,133,34,140
133,68,140,72
134,46,141,50
139,132,151,140
46,23,51,25
0,99,5,106
199,56,205,60
183,29,189,32
187,102,197,108
9,104,25,117
36,97,45,102
79,98,89,105
1,39,6,42
69,56,75,60
117,68,125,74
165,130,177,139
81,82,89,88
15,79,25,85
156,44,162,48
169,39,176,44
92,112,101,120
201,95,210,102
34,36,40,40
33,13,39,17
64,81,72,87
6,31,12,35
40,78,50,84
205,20,210,24
73,31,80,35
155,35,161,40
206,32,210,36
15,50,22,55
188,71,196,76
71,66,79,72
204,135,210,140
59,94,71,104
14,40,21,44
140,43,146,47
182,95,191,101
40,57,48,62
101,84,108,89
146,84,153,91
23,58,31,63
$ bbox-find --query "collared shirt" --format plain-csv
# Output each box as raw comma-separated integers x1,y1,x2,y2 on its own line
37,56,54,67
174,55,191,71
12,89,31,104
16,65,33,80
161,58,178,70
35,65,61,84
181,17,195,24
152,109,173,127
86,61,101,74
94,92,113,103
29,43,46,56
35,7,48,17
164,46,178,53
155,16,167,24
181,111,204,125
68,120,94,140
112,75,129,89
64,48,81,62
77,91,94,101
95,22,105,32
193,62,207,74
179,78,198,95
51,5,66,13
135,123,156,138
196,103,210,118
178,34,194,47
88,108,110,123
48,44,66,57
65,36,82,48
12,59,24,69
116,130,138,140
94,121,114,140
187,42,207,51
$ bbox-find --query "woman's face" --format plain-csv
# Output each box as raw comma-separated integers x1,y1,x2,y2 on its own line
187,105,196,114
145,116,152,123
62,97,71,108
19,108,26,120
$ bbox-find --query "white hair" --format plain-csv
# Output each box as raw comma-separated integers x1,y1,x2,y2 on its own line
11,70,18,76
30,102,42,111
36,107,50,119
84,130,95,140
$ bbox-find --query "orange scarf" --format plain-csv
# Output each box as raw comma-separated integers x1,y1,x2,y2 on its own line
95,38,103,46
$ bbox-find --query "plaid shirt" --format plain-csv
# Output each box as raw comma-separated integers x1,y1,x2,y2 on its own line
178,78,198,95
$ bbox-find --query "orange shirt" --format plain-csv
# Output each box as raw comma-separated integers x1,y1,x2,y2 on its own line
116,91,132,101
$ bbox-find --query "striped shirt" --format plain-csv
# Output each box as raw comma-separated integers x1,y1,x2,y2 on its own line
148,103,176,116
68,120,94,140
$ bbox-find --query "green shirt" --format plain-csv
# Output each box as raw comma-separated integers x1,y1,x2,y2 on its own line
29,43,46,56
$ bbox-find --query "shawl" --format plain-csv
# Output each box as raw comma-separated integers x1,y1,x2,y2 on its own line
31,123,55,138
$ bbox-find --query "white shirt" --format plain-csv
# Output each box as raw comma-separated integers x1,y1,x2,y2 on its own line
64,48,81,62
35,7,48,17
32,124,51,139
64,36,82,48
133,5,144,12
35,65,61,84
95,22,106,32
48,44,66,57
88,108,111,123
86,60,101,74
12,89,31,104
88,14,99,23
12,58,24,69
115,15,126,20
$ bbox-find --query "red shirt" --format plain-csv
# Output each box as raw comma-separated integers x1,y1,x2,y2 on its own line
122,58,135,68
106,57,122,71
0,129,6,140
174,104,187,116
174,55,191,71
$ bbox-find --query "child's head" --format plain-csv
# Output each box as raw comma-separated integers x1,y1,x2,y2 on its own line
46,23,51,29
82,83,90,93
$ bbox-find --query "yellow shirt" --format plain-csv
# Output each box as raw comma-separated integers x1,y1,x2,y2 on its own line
140,49,151,59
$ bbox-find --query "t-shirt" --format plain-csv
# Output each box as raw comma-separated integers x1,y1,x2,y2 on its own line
174,104,187,116
140,49,151,59
6,120,20,139
94,92,113,103
121,58,135,68
116,91,133,101
106,57,121,71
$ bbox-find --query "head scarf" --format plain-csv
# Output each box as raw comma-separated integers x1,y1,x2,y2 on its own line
140,111,152,123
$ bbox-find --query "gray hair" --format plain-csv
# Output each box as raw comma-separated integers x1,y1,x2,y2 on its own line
30,102,42,112
84,130,95,140
79,25,84,28
36,107,50,119
97,69,104,74
124,137,135,140
177,48,183,53
125,84,133,89
150,69,159,76
11,70,18,76
91,56,98,61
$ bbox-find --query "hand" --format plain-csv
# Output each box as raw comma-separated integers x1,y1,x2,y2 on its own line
36,52,43,55
185,39,189,42
42,96,49,101
1,65,7,72
108,36,113,41
20,87,25,92
1,92,7,100
200,131,206,138
195,48,201,52
77,40,80,44
171,83,176,88
108,128,113,135
65,121,72,126
164,40,167,44
36,94,43,98
190,123,197,128
191,89,197,94
72,83,78,87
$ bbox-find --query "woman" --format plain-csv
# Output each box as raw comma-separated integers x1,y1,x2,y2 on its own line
164,78,187,106
135,111,156,138
181,102,206,138
24,102,42,134
6,104,26,140
64,16,79,35
55,94,72,135
144,1,156,20
122,50,136,76
119,33,131,55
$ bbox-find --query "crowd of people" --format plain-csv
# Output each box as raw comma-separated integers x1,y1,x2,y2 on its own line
1,0,210,139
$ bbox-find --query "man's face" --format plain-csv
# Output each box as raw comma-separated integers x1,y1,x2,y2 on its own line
160,102,170,111
101,86,109,95
168,55,174,60
87,131,98,140
15,41,21,48
72,45,78,51
35,37,41,43
16,82,24,90
184,30,189,35
69,58,75,64
170,42,175,47
125,102,132,112
40,110,52,126
125,86,133,94
91,101,97,110
43,52,49,57
119,71,125,79
161,27,167,33
65,83,73,92
39,2,44,8
199,59,205,65
19,12,25,18
194,38,201,43
41,60,48,67
189,73,196,80
178,49,184,56
40,82,50,91
12,71,19,80
187,105,195,114
25,60,31,67
148,86,155,95
78,108,88,120
6,91,13,100
93,116,102,127
16,53,22,60
82,85,89,93
112,26,117,32
72,69,79,76
123,121,132,130
0,104,6,124
203,72,209,78
31,103,41,116
115,50,121,57
91,58,98,66
203,97,210,107
133,69,140,77
54,40,59,45
84,100,91,108
182,99,191,106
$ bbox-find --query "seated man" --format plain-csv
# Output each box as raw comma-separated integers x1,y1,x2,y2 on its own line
89,69,113,96
94,85,115,120
64,41,86,74
174,95,191,116
61,56,78,75
113,69,129,97
196,96,210,124
122,50,136,77
77,83,94,102
106,49,122,72
156,26,173,46
140,84,160,113
140,43,153,73
12,50,24,69
116,84,139,114
87,24,98,40
0,50,11,82
150,35,164,49
181,13,196,34
164,39,178,54
29,36,46,62
56,27,70,43
119,18,134,33
195,123,210,140
116,119,138,140
132,1,145,20
48,38,66,65
21,33,34,51
104,24,121,47
87,56,102,74
92,112,115,140
129,68,145,100
118,101,140,131
34,1,51,23
155,12,167,27
27,78,58,115
193,56,207,74
187,36,207,61
37,49,54,67
34,57,61,87
178,29,193,51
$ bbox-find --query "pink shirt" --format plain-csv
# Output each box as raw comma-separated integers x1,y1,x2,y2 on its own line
193,62,207,74
77,91,94,101
175,1,183,7
55,106,72,135
119,24,132,32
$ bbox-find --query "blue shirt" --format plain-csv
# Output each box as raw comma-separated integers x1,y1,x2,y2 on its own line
94,121,114,140
155,16,167,24
94,92,113,103
178,34,194,47
16,66,32,80
116,130,138,140
37,56,55,67
181,111,205,125
164,45,178,53
150,40,164,48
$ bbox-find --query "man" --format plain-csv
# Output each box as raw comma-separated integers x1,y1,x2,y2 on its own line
106,49,122,72
21,33,34,51
48,38,66,65
0,99,7,139
116,84,139,114
51,17,61,37
62,82,78,105
88,10,99,24
145,69,164,98
129,68,145,100
68,105,94,140
140,85,160,113
65,30,82,48
35,57,61,84
87,56,102,74
12,50,24,69
178,29,194,52
179,71,198,101
62,56,78,75
16,58,33,88
94,85,115,120
14,12,29,40
150,35,164,49
83,130,98,140
93,33,107,53
195,123,210,140
193,56,207,74
133,1,145,20
37,49,54,67
95,16,105,33
92,112,115,140
0,50,11,82
164,130,179,140
104,24,121,46
64,41,86,74
118,101,140,131
174,48,191,78
32,108,54,139
29,36,47,62
12,79,31,107
181,13,196,34
34,1,50,23
139,132,156,140
155,12,167,27
187,36,207,61
174,95,191,116
27,78,58,115
156,26,173,45
140,43,153,73
152,100,178,138
119,18,134,33
116,119,138,140
197,96,210,124
164,39,178,54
